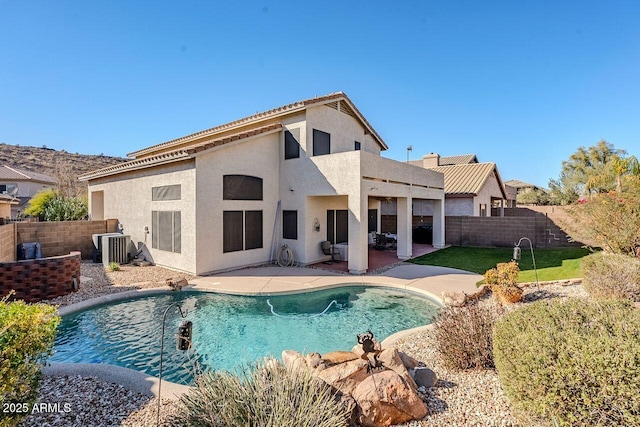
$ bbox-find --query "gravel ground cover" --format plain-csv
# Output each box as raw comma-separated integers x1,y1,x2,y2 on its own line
25,262,588,426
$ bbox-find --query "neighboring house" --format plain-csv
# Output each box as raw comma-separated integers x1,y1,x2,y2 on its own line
385,152,513,219
0,194,19,218
80,92,446,275
0,165,56,217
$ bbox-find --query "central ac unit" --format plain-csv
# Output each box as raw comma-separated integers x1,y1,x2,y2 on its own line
101,234,131,266
92,233,121,263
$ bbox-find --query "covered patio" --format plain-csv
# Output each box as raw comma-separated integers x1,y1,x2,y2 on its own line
310,243,441,274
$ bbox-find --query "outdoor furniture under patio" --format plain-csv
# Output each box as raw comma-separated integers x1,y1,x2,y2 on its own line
320,240,341,264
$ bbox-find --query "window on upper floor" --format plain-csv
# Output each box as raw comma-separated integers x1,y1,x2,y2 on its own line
313,129,331,156
223,175,263,200
354,141,361,151
152,184,181,201
284,129,300,160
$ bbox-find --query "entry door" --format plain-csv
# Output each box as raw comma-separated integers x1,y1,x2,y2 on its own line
326,210,348,244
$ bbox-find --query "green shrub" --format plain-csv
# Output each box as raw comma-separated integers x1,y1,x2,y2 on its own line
172,358,351,427
582,252,640,302
432,302,499,370
0,296,60,427
108,262,121,272
494,298,640,426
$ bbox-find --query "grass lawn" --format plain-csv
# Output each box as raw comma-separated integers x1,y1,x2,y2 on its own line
410,246,595,283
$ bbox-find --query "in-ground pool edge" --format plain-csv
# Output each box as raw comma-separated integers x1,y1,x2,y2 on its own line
42,362,190,399
51,278,445,397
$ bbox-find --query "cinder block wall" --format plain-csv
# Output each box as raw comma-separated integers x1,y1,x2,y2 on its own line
15,220,119,259
381,213,581,248
0,252,81,302
0,224,16,262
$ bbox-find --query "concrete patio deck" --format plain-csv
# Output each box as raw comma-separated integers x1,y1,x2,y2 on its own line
189,264,482,303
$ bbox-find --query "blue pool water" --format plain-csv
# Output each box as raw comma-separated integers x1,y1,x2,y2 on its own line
52,286,439,384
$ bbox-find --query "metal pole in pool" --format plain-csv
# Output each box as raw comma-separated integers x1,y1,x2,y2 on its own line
157,303,191,426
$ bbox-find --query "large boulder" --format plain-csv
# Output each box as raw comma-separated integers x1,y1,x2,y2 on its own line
352,370,428,427
377,348,417,391
316,358,370,395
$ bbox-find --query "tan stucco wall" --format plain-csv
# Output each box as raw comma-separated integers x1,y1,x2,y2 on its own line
306,105,382,155
87,161,197,273
194,132,281,275
0,203,12,218
476,174,505,216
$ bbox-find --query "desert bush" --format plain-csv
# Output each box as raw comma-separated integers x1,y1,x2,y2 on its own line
432,302,499,370
108,262,121,272
42,195,88,221
494,298,640,426
582,252,640,302
171,358,351,427
484,261,523,304
0,295,60,427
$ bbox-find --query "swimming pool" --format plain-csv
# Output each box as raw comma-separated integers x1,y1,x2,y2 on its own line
52,285,439,384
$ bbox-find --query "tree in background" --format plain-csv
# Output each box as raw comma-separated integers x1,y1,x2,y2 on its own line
556,141,640,256
516,187,550,205
23,189,87,221
548,140,627,204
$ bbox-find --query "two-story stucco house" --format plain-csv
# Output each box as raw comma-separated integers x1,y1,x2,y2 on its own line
80,92,445,275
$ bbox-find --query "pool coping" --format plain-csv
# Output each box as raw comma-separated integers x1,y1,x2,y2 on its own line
50,264,482,398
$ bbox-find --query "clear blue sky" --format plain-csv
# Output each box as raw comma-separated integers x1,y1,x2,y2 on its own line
1,1,639,187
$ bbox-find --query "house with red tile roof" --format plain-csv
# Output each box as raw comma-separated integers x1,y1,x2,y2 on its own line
80,92,446,275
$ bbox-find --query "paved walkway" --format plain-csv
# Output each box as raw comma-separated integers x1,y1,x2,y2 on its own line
189,264,482,303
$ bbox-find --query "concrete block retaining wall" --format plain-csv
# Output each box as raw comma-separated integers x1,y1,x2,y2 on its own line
0,252,81,302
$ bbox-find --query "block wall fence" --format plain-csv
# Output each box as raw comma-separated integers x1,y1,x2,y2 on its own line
0,219,119,262
382,206,581,249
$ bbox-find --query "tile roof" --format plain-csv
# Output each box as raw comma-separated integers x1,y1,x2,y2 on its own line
127,92,387,159
504,179,540,189
428,162,503,196
0,165,56,184
438,154,478,165
0,193,19,204
80,123,282,181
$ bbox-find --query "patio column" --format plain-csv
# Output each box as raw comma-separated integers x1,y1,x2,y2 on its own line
397,196,412,259
347,191,368,274
432,197,445,248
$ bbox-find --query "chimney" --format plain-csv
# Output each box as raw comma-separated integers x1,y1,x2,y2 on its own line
422,153,440,168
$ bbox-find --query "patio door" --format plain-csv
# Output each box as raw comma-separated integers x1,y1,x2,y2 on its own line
327,210,348,244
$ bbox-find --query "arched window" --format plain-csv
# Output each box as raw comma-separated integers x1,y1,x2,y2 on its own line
223,175,263,200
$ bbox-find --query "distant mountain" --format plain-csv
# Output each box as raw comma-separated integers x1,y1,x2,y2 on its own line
0,143,127,181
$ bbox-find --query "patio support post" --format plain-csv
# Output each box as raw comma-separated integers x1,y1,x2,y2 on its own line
432,198,445,248
397,197,412,259
347,190,369,274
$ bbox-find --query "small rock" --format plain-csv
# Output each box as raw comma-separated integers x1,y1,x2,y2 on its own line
322,350,359,365
398,351,420,370
411,367,438,389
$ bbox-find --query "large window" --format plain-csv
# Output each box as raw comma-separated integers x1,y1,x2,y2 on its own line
152,211,181,253
223,210,263,253
223,175,263,200
282,210,298,240
284,129,300,160
313,129,331,156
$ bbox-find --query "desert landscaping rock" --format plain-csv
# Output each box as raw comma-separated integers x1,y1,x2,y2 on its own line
411,367,438,389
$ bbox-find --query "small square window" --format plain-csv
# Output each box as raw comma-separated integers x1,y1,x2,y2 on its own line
354,141,361,151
